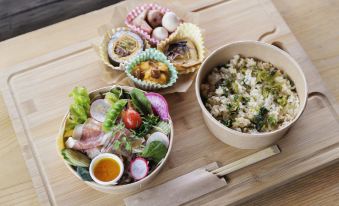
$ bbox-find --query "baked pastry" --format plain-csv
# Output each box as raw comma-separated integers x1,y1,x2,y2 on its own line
132,60,169,85
107,30,144,66
157,23,205,74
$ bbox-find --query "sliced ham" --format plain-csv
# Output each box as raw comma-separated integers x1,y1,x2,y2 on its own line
66,135,107,150
101,128,131,153
81,118,102,141
66,118,107,150
85,147,101,159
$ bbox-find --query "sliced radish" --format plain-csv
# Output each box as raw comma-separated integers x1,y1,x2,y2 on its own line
72,124,84,140
145,92,169,121
146,132,169,148
130,157,149,180
90,99,111,122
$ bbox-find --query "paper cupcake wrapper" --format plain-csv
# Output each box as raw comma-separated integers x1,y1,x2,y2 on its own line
157,23,205,74
175,63,201,74
99,27,150,71
125,48,178,90
125,3,172,45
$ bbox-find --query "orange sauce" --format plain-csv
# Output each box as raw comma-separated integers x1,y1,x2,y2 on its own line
93,158,120,182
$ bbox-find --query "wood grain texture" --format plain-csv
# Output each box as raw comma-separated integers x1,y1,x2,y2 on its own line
0,0,57,18
1,0,339,205
240,1,339,204
0,0,122,41
0,0,338,205
273,0,339,103
241,162,339,206
0,97,40,206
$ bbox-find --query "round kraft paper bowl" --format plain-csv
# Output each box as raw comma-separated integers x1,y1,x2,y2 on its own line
195,41,308,149
56,85,174,194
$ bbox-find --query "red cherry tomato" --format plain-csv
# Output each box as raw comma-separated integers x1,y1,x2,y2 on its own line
122,108,142,129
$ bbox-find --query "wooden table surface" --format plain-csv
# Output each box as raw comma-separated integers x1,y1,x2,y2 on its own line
0,0,338,205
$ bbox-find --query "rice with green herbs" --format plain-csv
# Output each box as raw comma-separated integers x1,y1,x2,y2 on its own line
200,55,299,133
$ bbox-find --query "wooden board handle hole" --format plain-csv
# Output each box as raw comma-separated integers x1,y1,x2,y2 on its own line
271,41,288,53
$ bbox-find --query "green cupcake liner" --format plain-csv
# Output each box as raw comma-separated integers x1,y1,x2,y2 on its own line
125,48,178,90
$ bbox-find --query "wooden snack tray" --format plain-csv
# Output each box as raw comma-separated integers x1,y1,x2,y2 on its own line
1,0,339,205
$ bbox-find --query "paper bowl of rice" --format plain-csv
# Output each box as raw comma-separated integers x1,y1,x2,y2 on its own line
195,41,308,149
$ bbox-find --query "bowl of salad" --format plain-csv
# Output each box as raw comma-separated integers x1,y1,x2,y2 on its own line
56,85,173,193
195,41,307,149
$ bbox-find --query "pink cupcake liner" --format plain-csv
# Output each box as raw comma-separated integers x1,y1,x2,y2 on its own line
125,3,171,45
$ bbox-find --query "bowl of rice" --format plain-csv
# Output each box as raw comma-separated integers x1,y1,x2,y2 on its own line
195,41,307,149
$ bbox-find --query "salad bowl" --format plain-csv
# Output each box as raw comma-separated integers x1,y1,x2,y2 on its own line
56,85,174,194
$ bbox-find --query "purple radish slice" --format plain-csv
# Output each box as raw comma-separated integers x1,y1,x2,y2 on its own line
90,99,111,122
72,124,83,140
130,157,149,180
146,132,169,148
145,92,169,121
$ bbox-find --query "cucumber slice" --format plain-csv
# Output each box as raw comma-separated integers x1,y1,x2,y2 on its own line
152,121,171,135
61,148,90,167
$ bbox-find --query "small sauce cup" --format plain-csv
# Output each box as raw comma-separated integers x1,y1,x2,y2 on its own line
89,153,124,186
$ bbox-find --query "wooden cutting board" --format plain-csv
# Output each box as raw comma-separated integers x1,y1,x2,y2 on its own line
1,0,339,205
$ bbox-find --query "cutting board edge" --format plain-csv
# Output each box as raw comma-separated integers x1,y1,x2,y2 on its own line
0,37,102,206
0,0,338,205
1,82,53,206
229,155,339,206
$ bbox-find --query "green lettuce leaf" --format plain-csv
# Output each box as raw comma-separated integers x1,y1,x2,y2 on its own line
130,88,153,115
65,87,90,134
133,114,159,138
77,167,93,181
141,141,167,163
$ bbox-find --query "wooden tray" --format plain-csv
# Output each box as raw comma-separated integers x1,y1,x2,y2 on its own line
1,0,339,205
